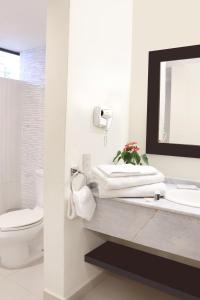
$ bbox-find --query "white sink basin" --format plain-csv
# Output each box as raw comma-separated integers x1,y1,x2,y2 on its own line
166,189,200,208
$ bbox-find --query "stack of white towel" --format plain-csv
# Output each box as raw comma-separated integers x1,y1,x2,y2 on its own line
92,164,166,198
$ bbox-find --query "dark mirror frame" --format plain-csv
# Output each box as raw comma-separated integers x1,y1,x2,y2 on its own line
146,44,200,159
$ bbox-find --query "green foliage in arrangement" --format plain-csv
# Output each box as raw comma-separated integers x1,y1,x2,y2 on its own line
113,141,149,165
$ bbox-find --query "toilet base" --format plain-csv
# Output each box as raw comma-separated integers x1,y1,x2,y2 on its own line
0,221,43,269
0,244,43,269
1,243,29,268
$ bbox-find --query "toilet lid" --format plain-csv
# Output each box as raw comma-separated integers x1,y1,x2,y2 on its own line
0,206,43,231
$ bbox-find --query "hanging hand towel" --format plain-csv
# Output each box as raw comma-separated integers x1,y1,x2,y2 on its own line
67,192,77,220
73,186,96,221
68,185,96,221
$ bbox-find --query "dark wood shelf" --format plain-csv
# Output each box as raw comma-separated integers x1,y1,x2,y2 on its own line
85,242,200,299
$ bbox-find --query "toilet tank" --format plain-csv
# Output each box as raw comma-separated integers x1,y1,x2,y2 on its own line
35,169,43,207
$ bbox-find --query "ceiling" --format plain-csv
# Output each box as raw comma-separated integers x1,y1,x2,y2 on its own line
0,0,47,52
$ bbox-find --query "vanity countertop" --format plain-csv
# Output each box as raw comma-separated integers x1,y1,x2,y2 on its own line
86,178,200,265
94,179,200,219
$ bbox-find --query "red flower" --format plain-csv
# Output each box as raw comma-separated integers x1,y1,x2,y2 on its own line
124,141,140,152
132,146,140,153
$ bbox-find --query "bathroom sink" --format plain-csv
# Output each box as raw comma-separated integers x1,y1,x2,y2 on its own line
166,189,200,208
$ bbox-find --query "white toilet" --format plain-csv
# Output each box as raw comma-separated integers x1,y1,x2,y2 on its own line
0,170,43,268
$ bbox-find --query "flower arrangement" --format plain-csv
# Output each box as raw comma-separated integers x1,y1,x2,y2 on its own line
113,141,149,165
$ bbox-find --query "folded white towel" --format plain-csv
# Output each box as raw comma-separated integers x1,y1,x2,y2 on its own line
95,182,166,199
92,167,165,190
68,186,96,221
97,164,157,178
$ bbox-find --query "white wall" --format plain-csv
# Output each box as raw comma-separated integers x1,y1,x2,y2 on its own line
130,0,200,180
44,0,70,298
65,0,133,297
0,0,47,52
44,0,133,299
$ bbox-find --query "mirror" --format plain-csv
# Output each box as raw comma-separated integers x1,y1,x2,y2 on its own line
159,58,200,145
146,45,200,158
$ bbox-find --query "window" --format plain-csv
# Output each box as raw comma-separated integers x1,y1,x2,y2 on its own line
0,49,20,80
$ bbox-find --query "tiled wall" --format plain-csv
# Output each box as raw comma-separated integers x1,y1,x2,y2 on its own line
20,48,45,208
0,78,22,213
20,47,46,85
0,47,45,213
21,84,44,208
0,77,44,212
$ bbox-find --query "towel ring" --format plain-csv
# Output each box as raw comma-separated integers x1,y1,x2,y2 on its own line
70,169,87,193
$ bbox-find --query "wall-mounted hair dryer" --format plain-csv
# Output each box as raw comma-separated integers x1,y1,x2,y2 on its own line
93,106,113,130
93,106,113,145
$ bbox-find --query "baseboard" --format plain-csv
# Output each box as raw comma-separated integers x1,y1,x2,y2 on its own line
67,272,106,300
44,272,105,300
44,290,66,300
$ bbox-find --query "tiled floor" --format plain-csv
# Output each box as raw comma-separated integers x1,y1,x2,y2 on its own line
0,262,181,300
0,260,43,300
82,273,180,300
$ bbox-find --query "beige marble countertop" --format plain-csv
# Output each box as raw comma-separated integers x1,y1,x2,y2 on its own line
95,178,200,219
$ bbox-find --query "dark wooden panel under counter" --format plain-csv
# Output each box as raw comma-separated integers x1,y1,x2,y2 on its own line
85,241,200,299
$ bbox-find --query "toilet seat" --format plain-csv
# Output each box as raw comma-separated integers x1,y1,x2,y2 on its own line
0,207,43,232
